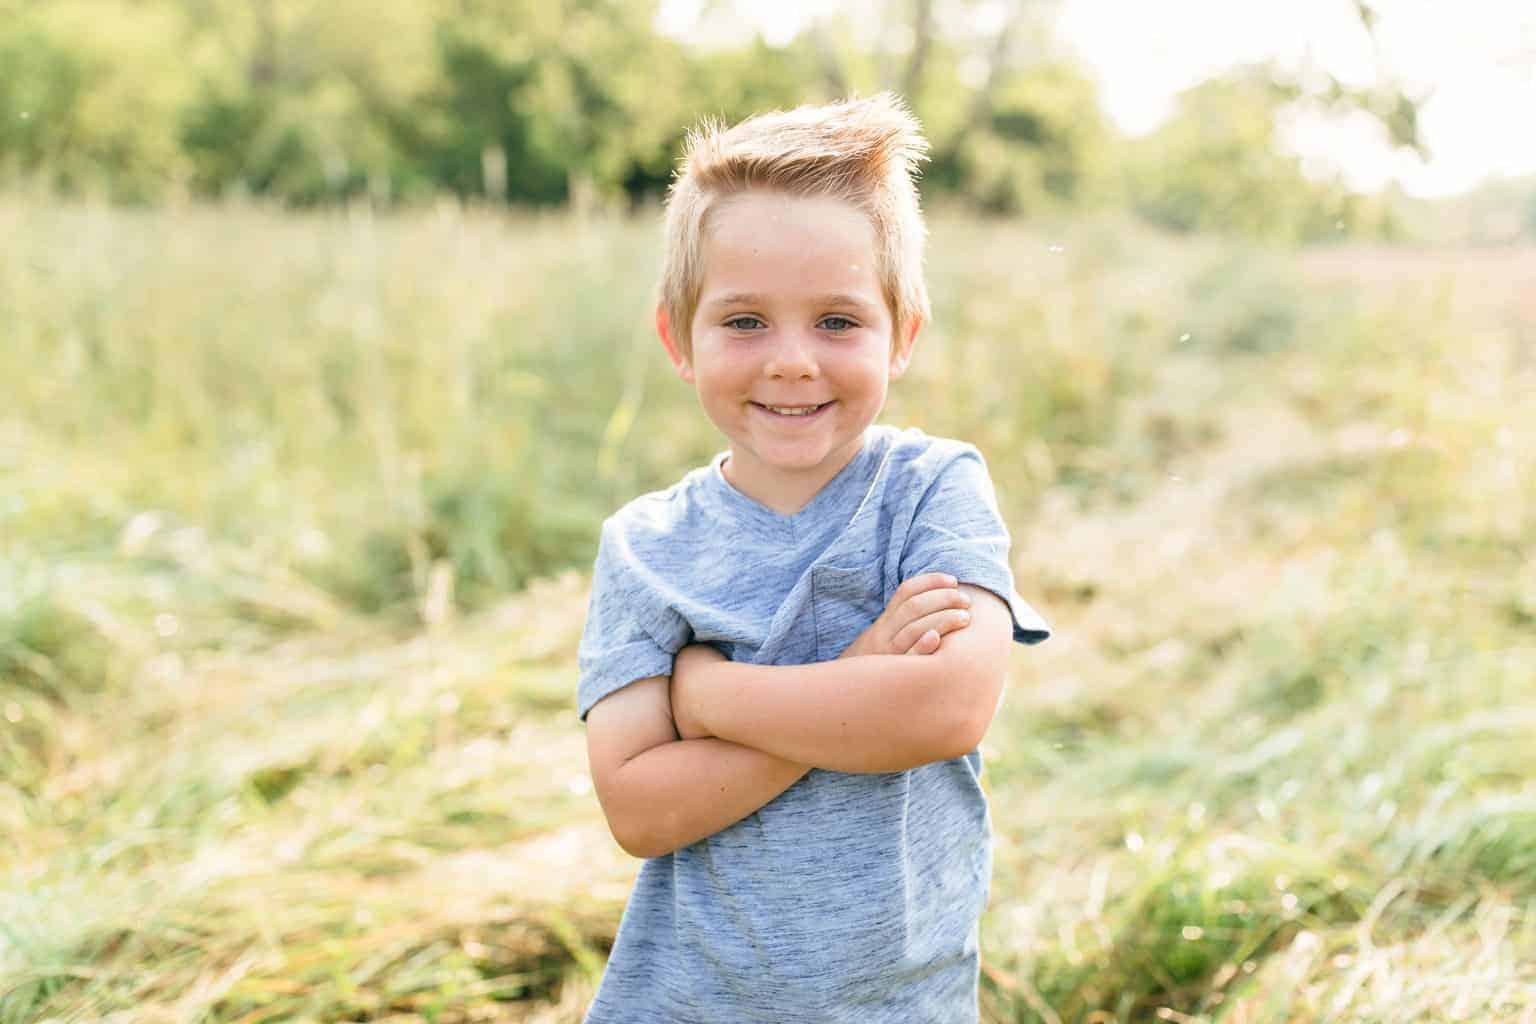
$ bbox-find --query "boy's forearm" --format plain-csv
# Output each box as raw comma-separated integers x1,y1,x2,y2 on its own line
685,656,968,774
611,738,810,859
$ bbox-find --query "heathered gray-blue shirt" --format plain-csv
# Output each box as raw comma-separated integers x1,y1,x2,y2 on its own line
576,424,1051,1023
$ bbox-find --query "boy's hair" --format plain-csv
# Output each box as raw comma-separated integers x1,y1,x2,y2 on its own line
658,92,931,356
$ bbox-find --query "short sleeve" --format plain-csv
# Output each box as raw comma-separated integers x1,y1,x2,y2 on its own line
899,446,1051,645
575,521,685,721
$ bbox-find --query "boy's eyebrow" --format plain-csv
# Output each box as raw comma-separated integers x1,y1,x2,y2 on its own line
703,292,879,312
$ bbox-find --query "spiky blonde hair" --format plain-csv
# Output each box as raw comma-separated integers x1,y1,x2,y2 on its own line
657,92,931,356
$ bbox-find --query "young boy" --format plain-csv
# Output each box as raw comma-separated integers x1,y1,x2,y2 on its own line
576,93,1050,1023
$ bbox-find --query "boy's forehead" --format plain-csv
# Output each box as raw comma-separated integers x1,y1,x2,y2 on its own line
709,190,873,234
699,192,881,299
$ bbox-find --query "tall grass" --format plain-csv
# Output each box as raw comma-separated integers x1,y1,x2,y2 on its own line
2,195,1533,1021
0,199,1207,622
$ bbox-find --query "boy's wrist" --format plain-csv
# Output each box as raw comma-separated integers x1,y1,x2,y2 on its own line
670,643,726,739
837,633,869,659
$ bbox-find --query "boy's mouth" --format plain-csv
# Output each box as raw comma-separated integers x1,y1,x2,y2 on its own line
751,401,834,419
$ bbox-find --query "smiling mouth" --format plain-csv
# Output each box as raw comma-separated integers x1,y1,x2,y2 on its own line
752,401,834,418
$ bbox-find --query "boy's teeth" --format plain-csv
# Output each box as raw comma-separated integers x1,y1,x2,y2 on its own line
763,403,823,416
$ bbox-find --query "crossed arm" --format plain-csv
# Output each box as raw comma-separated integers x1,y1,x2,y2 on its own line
584,582,1012,858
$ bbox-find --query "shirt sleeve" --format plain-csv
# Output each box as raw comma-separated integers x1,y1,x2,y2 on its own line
575,519,685,721
898,445,1051,645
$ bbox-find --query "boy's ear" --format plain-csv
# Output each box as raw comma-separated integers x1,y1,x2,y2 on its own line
655,306,694,382
888,315,923,380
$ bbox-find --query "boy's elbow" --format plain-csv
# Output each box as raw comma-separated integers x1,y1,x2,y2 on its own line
604,811,646,857
608,814,670,859
928,699,990,762
615,830,666,860
927,649,1006,760
595,774,673,859
948,700,995,758
923,587,1012,759
604,797,686,859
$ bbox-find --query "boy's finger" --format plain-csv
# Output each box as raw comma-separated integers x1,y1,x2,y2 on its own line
904,628,941,655
898,586,969,622
891,607,971,653
892,572,958,605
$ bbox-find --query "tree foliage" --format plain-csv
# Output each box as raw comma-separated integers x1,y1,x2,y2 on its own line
1122,67,1404,242
0,0,1434,239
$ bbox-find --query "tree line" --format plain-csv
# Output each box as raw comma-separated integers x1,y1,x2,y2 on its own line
0,0,1428,240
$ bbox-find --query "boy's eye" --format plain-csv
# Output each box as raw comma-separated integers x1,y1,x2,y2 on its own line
819,316,858,332
724,316,765,331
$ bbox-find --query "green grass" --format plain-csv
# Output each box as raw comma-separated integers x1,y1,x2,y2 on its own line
1,196,1533,1022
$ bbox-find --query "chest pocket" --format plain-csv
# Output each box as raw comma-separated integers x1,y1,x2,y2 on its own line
810,564,885,662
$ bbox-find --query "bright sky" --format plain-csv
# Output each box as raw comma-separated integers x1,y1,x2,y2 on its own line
657,0,1536,197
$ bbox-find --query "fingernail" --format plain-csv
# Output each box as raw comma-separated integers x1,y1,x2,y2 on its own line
958,611,970,623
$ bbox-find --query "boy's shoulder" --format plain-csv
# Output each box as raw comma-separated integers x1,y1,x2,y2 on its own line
599,461,716,549
880,424,977,463
877,425,986,487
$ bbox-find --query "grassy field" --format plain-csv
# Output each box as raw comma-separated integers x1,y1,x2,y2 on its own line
2,195,1534,1022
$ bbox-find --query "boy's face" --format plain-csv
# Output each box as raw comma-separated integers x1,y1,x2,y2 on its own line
658,191,919,510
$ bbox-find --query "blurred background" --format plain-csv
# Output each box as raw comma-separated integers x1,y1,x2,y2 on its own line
4,0,1536,235
2,1,1533,1021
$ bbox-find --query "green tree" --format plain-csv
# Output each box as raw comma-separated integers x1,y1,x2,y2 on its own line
926,59,1113,215
0,1,193,199
414,0,691,207
1122,66,1396,242
0,0,1433,221
177,0,444,202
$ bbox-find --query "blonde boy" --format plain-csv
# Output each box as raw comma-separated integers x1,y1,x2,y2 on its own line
576,93,1050,1022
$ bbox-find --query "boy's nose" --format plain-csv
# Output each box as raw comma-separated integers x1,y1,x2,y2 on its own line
764,332,819,380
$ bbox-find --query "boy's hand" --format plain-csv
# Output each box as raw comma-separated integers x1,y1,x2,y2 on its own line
839,572,972,659
670,643,726,741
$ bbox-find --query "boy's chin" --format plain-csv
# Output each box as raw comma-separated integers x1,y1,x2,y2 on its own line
745,435,865,470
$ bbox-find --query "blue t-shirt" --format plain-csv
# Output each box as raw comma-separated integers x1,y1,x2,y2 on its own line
576,424,1050,1023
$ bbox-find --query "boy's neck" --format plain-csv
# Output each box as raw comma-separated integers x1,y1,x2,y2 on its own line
720,430,870,517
